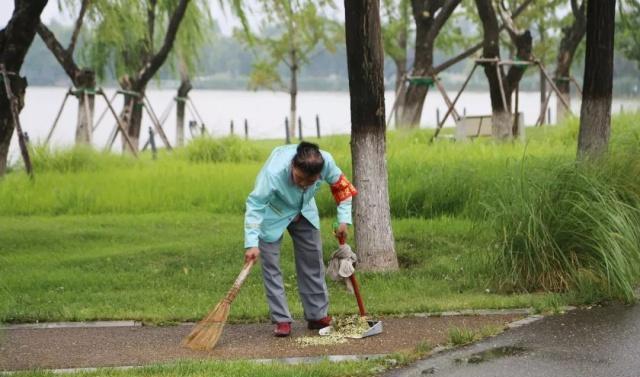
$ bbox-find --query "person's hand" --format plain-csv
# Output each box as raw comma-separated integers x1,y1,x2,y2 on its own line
334,223,348,242
245,247,260,263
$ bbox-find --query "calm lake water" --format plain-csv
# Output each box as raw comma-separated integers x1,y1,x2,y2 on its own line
7,87,640,161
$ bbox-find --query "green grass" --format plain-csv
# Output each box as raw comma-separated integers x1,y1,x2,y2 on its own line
0,213,556,323
1,113,639,323
7,359,382,377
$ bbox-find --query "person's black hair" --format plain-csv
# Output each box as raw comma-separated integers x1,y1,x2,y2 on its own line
292,141,324,176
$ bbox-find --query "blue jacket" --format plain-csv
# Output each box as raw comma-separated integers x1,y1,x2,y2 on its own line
244,145,353,248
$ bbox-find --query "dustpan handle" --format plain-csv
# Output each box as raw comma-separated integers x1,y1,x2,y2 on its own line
226,259,255,303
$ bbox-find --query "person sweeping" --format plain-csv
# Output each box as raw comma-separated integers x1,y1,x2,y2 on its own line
244,141,357,337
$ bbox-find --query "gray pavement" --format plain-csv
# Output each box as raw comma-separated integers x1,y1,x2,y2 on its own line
385,302,640,377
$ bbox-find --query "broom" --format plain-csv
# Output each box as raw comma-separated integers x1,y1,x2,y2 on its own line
182,259,255,350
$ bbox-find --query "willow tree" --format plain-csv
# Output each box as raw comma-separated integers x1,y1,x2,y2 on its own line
37,0,96,145
554,0,586,122
617,1,640,69
0,0,48,176
577,0,616,159
86,0,205,153
234,0,342,137
168,3,212,146
344,0,398,271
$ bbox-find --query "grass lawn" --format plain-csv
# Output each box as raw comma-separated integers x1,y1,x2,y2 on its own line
6,359,384,377
0,212,562,323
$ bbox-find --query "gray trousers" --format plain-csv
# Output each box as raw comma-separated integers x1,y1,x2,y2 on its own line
258,216,329,323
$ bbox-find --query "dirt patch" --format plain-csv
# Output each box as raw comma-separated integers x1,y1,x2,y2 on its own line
0,315,521,371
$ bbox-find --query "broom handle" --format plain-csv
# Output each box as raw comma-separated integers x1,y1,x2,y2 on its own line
224,259,255,303
336,232,367,317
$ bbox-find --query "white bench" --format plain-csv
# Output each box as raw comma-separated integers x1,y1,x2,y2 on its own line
455,113,525,141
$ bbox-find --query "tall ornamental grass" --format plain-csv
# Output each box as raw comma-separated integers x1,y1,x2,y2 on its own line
486,113,640,301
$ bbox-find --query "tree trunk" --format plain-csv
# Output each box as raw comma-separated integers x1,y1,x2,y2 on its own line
577,0,615,159
0,0,48,176
0,76,27,175
555,0,586,123
392,58,407,127
344,0,398,272
74,68,95,145
289,49,298,138
120,89,144,154
475,0,531,140
116,0,189,153
176,75,192,147
396,0,461,128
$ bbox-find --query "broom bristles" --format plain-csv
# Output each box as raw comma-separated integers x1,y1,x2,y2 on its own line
182,300,231,350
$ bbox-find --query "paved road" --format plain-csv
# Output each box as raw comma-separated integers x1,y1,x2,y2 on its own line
385,302,640,377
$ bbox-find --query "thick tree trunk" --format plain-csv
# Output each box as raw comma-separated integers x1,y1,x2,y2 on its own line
344,0,398,272
74,68,95,145
120,90,144,154
176,76,192,147
0,0,48,176
396,0,461,128
555,0,586,123
0,76,27,175
577,0,615,159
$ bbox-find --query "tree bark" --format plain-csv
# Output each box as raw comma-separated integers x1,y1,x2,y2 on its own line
396,0,461,128
344,0,398,272
577,0,615,159
475,0,531,139
0,0,48,176
555,0,586,123
176,73,192,147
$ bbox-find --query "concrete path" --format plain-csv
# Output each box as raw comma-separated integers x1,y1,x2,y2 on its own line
0,314,520,371
385,303,640,377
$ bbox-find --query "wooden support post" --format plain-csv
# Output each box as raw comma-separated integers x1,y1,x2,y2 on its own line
142,95,172,150
547,107,552,124
285,118,290,144
298,116,303,140
0,65,33,178
536,61,572,114
432,63,478,142
495,62,509,113
230,120,234,136
385,73,407,128
436,108,440,126
432,74,461,121
244,119,248,140
535,89,553,127
45,88,71,146
97,89,138,157
149,127,157,160
512,84,520,137
316,114,321,139
93,91,117,132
